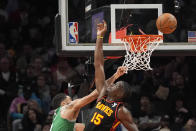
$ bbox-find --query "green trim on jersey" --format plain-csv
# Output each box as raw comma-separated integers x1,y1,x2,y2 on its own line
50,107,75,131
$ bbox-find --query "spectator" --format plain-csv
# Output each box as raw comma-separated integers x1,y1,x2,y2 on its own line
170,73,191,102
31,56,44,78
52,57,77,91
27,99,42,114
11,103,28,131
16,43,34,71
0,56,17,126
44,110,54,125
49,83,58,100
169,71,179,87
153,83,170,115
136,95,161,131
9,99,42,131
9,85,44,131
140,71,154,97
8,85,32,121
40,110,53,131
33,74,51,114
182,118,196,131
42,123,51,131
25,64,36,84
170,96,192,131
21,108,43,131
153,115,171,131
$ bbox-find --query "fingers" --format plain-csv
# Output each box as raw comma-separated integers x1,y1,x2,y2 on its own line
118,66,127,72
97,20,107,29
97,24,103,32
96,20,107,36
103,20,107,29
115,66,128,79
117,66,128,76
113,66,127,80
97,23,103,28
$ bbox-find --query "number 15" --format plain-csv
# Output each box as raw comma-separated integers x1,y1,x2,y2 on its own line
91,112,104,125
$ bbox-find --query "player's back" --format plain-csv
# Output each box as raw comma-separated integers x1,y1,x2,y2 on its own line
50,107,75,131
84,97,122,131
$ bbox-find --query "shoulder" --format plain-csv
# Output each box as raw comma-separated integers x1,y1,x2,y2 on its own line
118,106,129,114
117,106,132,120
97,95,107,102
60,105,70,118
11,97,20,103
117,106,138,129
13,96,26,103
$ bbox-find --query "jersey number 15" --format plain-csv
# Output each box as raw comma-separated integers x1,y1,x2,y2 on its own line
91,112,104,125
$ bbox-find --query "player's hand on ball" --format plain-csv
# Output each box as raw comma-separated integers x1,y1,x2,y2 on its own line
97,20,107,37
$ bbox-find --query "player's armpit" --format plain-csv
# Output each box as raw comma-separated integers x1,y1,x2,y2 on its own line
74,123,85,131
118,106,139,131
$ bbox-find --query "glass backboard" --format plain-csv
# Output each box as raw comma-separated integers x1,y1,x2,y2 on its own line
55,0,196,56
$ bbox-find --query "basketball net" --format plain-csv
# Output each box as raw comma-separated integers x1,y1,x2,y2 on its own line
121,35,163,71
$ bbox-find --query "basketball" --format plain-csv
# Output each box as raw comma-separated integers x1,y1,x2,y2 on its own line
156,13,177,34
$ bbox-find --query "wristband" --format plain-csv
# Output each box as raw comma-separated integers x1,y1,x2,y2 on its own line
97,36,104,39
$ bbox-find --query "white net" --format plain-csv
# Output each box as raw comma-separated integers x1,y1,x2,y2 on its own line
122,35,162,71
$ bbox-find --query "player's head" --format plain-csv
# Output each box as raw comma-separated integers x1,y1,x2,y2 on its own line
51,93,72,109
107,81,131,102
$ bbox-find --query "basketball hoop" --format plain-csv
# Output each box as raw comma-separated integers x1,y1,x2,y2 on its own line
121,35,163,71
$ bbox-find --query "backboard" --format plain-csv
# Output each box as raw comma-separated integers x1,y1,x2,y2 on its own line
56,0,196,56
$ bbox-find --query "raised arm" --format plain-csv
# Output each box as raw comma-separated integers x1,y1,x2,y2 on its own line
118,106,139,131
73,89,98,110
106,66,127,86
94,21,107,94
60,90,98,120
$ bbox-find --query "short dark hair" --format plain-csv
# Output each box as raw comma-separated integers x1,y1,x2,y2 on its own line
51,93,68,109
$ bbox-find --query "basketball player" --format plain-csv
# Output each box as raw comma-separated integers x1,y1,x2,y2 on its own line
50,66,126,131
84,21,139,131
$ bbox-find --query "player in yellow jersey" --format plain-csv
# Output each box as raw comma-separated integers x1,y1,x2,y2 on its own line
84,20,139,131
50,65,127,131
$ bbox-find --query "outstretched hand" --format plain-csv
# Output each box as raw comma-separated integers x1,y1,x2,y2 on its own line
97,20,107,37
115,66,127,78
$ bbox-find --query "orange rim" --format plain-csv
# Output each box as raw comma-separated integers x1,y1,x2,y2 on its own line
121,35,163,53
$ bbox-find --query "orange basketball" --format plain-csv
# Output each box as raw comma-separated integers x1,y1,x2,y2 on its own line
156,13,177,34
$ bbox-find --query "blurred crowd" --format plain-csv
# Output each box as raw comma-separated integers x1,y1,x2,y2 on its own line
0,0,196,131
